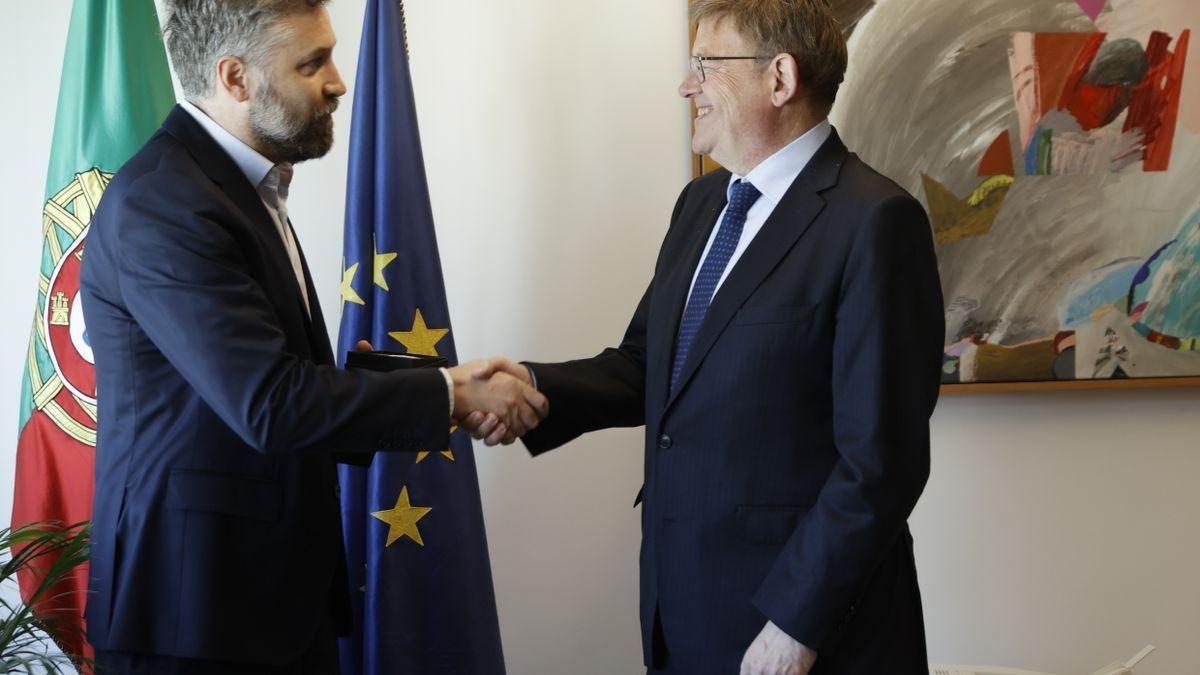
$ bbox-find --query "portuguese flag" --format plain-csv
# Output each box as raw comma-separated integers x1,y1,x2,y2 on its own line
12,0,174,659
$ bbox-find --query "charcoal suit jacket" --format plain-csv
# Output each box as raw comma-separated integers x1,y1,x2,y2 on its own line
80,105,449,664
521,128,944,674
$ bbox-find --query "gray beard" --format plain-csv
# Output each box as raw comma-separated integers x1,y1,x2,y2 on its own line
248,81,337,164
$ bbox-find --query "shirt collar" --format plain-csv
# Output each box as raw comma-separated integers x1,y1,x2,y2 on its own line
260,162,295,205
729,118,832,205
180,99,276,190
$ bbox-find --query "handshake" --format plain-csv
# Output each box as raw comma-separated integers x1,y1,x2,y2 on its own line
352,342,546,446
447,357,547,446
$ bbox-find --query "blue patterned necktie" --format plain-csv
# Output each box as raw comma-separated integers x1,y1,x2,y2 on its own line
671,179,762,392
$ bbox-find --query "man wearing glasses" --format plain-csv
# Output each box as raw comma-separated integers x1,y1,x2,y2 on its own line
467,0,944,672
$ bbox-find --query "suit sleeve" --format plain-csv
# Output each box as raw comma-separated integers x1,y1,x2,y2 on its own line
112,179,449,456
519,282,650,454
752,194,944,649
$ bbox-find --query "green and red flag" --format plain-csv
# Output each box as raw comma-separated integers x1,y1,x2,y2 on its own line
12,0,174,658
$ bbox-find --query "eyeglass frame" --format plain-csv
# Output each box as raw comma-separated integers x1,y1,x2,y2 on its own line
689,55,774,83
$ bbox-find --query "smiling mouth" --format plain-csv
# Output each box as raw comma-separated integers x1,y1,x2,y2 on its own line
697,106,713,118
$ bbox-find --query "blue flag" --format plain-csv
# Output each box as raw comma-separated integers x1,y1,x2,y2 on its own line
336,1,506,673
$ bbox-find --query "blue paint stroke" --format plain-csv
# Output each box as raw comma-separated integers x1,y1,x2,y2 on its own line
1130,207,1200,340
1061,261,1142,327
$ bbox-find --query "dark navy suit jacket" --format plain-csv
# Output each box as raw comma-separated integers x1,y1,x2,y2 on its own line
80,106,449,664
522,130,944,674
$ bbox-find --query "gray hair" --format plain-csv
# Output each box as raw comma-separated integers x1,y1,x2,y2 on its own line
162,0,329,100
690,0,847,112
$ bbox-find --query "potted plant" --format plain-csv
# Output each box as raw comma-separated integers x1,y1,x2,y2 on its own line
0,521,91,673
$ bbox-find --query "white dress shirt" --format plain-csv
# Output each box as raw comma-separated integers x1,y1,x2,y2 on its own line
686,119,832,302
180,101,456,415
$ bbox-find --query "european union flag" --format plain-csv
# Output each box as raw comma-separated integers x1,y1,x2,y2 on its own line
336,1,506,673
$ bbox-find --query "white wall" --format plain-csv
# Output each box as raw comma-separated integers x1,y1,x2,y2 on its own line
2,2,1197,674
918,391,1200,675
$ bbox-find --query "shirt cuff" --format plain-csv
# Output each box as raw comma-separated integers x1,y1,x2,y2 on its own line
439,367,454,419
523,363,538,390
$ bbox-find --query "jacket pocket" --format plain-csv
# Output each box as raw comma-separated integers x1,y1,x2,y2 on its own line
166,469,282,521
733,304,816,326
735,505,810,545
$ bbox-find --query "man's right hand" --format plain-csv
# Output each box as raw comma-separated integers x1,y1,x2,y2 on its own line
456,358,541,446
447,359,547,445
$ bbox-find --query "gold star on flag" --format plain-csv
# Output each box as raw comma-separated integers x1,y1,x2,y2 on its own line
341,261,365,307
371,486,432,547
373,242,398,291
415,449,456,463
389,309,448,356
416,424,457,463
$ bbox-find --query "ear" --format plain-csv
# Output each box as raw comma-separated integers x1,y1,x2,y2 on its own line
769,53,802,108
215,55,252,103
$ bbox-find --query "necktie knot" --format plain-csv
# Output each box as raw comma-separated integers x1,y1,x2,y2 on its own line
729,180,760,212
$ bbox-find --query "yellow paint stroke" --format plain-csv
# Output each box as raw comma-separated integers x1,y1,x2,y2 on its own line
921,173,1013,245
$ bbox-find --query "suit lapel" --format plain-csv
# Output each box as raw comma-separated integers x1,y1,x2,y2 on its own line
161,105,315,332
663,130,848,412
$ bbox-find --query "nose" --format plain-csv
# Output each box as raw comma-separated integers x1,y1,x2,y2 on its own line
679,70,701,99
326,59,348,98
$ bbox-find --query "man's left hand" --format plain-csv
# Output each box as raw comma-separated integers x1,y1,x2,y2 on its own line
739,621,817,675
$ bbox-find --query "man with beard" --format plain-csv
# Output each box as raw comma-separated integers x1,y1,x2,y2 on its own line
79,1,547,672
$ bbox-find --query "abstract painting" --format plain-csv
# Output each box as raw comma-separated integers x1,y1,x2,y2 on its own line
830,0,1200,384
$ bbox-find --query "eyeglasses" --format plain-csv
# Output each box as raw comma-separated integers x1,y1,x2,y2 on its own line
688,55,773,83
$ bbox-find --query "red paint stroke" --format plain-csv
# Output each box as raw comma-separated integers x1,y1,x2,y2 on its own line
1146,329,1182,349
1058,33,1131,131
1033,33,1094,118
978,129,1014,176
1054,331,1077,353
1125,30,1190,171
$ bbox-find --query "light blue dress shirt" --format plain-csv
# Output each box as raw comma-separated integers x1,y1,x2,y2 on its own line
686,119,832,301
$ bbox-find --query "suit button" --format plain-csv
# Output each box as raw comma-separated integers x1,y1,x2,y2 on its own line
658,434,673,449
